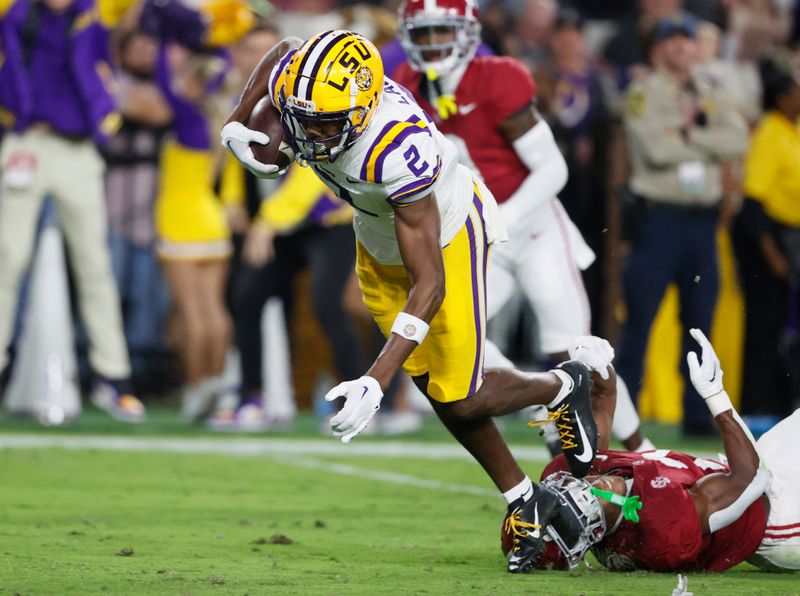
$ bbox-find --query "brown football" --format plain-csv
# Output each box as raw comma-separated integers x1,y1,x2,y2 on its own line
247,97,291,169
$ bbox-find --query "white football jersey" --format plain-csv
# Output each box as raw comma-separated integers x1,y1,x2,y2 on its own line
271,71,503,265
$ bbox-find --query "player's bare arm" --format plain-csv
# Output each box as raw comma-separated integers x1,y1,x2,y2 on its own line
220,37,302,178
224,36,302,126
588,367,617,452
366,194,445,391
690,410,765,532
685,329,769,534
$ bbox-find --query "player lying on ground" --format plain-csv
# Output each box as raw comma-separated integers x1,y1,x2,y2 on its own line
515,331,800,572
221,29,599,572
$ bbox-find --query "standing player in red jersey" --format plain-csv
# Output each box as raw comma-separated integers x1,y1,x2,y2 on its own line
523,331,800,573
393,0,652,453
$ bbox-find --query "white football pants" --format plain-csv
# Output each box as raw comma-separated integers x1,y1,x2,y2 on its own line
485,199,642,443
751,408,800,570
487,199,593,354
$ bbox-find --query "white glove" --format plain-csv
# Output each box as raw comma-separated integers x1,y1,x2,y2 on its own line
568,336,614,380
672,574,693,596
686,328,723,399
324,376,383,443
220,121,281,179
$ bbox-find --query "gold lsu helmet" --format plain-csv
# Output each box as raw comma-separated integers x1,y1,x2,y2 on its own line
278,30,384,162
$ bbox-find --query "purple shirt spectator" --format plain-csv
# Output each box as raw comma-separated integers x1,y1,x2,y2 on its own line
0,0,115,144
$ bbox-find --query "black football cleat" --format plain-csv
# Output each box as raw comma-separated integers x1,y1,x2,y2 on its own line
548,360,598,478
506,487,561,573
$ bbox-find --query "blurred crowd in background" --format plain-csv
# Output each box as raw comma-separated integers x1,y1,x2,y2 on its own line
1,0,800,436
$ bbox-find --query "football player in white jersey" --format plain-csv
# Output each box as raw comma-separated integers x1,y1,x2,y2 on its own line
221,30,601,573
394,0,653,453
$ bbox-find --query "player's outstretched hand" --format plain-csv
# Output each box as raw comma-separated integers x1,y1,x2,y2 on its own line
568,336,614,380
220,121,281,179
324,376,383,443
671,574,693,596
686,328,723,399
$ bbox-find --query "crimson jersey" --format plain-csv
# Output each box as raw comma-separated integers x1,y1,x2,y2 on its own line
393,57,535,203
541,450,768,572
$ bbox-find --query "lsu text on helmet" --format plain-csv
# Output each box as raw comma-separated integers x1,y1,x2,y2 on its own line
279,30,384,162
539,471,607,569
398,0,481,76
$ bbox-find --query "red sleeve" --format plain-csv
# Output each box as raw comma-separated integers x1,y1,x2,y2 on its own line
481,57,536,128
392,62,418,88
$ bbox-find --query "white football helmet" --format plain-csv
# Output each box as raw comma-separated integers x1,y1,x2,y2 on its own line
398,0,481,76
540,471,607,569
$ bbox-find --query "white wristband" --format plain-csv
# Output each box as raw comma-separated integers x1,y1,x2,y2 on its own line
705,390,733,418
391,312,430,344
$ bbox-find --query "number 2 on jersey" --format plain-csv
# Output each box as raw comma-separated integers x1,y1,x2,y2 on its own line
403,145,429,177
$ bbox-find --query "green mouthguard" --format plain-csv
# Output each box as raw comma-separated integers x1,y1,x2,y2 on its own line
590,487,643,523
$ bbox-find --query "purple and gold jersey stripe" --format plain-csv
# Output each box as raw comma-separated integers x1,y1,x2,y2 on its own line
465,184,488,395
360,115,431,183
387,156,442,205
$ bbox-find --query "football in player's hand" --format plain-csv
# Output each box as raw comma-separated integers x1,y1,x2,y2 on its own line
247,97,293,170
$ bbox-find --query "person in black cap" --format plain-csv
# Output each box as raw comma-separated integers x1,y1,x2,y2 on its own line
616,11,749,437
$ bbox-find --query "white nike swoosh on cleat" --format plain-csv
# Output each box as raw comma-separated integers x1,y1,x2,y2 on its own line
532,505,540,539
573,414,594,463
521,485,534,501
458,103,478,114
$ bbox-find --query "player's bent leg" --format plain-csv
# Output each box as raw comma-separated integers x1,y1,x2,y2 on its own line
430,361,598,478
415,373,561,574
422,386,526,492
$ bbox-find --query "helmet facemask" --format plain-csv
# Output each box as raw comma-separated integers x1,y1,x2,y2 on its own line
281,94,370,163
540,472,607,569
399,15,480,76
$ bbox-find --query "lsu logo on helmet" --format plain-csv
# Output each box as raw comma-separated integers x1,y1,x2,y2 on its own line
278,30,384,162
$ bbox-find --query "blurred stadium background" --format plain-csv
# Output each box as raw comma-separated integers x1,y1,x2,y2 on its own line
1,0,800,592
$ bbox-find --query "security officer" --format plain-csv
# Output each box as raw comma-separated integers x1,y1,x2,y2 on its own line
616,11,748,435
0,0,145,421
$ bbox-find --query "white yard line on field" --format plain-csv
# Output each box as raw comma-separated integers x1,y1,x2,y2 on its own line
0,433,506,498
0,434,722,498
0,433,550,460
287,456,498,497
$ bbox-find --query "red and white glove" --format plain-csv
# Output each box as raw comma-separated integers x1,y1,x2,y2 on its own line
568,336,614,380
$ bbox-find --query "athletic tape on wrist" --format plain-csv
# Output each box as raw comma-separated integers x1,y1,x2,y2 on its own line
391,312,429,344
705,390,733,418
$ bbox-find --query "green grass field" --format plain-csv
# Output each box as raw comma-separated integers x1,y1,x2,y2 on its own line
1,409,798,595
